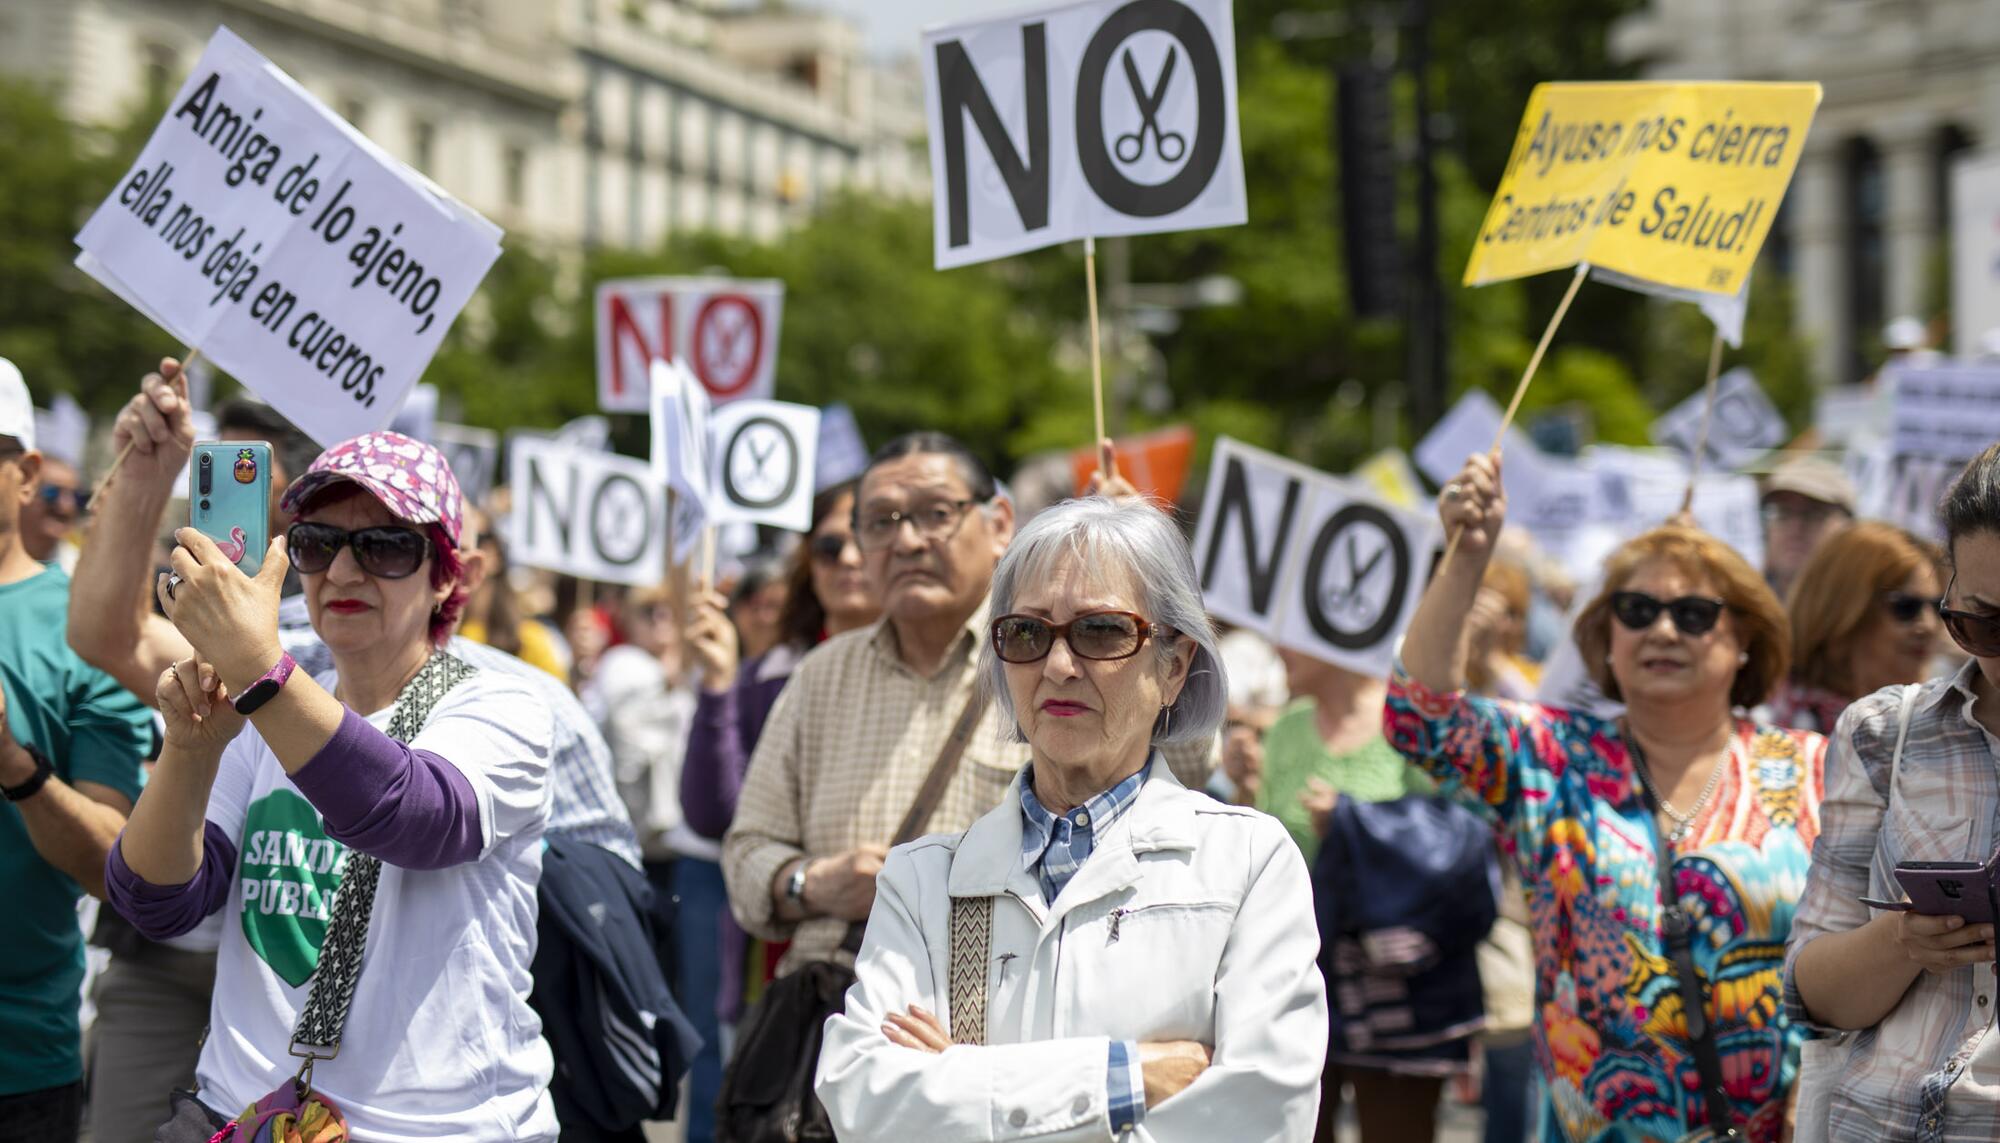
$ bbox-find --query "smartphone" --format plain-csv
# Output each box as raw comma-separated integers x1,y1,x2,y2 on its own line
188,441,271,577
1862,861,2000,924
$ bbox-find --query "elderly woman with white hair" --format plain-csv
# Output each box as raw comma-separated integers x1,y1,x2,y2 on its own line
814,496,1328,1142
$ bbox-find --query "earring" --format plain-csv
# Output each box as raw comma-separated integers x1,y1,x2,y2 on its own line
1738,651,1749,667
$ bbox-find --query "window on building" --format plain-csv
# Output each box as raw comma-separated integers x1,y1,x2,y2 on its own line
504,145,528,209
413,118,438,175
142,42,179,108
1935,124,1975,244
1843,137,1885,383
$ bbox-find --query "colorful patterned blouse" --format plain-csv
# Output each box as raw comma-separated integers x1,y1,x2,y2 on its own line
1384,662,1827,1143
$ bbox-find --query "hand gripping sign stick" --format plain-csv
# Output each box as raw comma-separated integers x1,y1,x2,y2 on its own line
1677,330,1729,516
1084,237,1118,482
1438,262,1590,570
95,347,202,498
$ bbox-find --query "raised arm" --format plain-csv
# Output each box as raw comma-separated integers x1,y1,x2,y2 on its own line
68,359,197,700
1402,452,1504,695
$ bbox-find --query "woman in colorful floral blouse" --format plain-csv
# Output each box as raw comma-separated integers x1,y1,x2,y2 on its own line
1386,451,1827,1143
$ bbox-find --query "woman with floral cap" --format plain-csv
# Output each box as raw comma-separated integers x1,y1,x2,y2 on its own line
105,431,558,1141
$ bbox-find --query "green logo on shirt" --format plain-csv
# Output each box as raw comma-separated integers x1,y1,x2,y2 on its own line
237,789,347,987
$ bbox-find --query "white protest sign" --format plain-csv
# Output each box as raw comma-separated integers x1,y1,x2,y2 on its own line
1952,152,2000,360
433,423,498,509
816,403,871,491
1415,389,1596,552
1650,367,1787,470
1867,363,2000,538
73,27,502,448
1583,445,1765,569
1814,386,1887,451
553,414,613,454
597,278,784,412
507,435,665,586
33,395,90,468
648,359,713,560
1194,437,1440,678
922,0,1246,269
1413,388,1540,488
708,400,821,532
388,383,438,443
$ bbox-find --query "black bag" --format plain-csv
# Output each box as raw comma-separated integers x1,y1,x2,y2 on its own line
715,691,986,1143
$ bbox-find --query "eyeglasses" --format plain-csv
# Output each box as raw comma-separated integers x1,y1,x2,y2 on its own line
286,521,432,579
854,498,979,553
1609,591,1728,637
1883,591,1930,625
809,532,857,564
37,485,88,513
1939,574,2000,657
990,611,1171,664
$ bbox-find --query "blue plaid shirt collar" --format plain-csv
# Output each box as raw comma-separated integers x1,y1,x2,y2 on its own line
1018,756,1152,905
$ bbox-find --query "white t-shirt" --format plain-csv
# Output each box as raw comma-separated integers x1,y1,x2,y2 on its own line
194,667,559,1143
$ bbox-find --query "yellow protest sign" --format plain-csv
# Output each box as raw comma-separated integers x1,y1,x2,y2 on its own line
1463,82,1821,297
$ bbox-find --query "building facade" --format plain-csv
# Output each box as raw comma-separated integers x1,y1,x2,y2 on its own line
1612,0,2000,385
0,0,927,251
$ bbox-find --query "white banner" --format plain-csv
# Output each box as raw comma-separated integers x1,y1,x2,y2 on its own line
597,277,784,412
508,436,666,585
648,359,713,560
922,0,1246,269
1650,367,1787,471
73,26,501,448
1953,152,2000,360
1889,363,2000,462
708,400,821,532
1193,437,1439,679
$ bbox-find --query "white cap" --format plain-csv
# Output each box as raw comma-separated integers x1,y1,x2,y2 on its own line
1884,316,1928,352
0,358,33,451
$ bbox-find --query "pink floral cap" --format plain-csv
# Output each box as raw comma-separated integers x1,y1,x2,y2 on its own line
279,431,463,546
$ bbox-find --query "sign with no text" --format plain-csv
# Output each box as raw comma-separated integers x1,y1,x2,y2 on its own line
73,26,502,448
922,0,1246,269
596,277,784,412
1464,82,1820,299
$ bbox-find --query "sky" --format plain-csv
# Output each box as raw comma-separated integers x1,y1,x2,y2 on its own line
813,0,1026,58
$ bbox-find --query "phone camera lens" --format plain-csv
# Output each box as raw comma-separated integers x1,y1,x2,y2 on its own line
199,499,211,511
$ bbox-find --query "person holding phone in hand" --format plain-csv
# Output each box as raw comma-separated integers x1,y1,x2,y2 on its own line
1787,443,2000,1140
1388,451,1827,1142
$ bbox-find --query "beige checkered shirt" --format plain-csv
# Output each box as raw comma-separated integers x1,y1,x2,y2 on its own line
721,598,1213,974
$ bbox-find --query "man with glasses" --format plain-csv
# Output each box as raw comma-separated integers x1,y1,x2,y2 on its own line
21,455,85,570
1759,455,1856,599
723,432,1213,977
0,358,154,1141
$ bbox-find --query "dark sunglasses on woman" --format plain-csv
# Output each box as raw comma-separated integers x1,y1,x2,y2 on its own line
1939,574,2000,658
990,611,1172,664
1609,591,1727,637
1883,591,1930,625
286,521,432,579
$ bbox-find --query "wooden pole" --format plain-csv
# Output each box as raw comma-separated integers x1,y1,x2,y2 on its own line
1085,237,1116,479
96,346,200,497
1438,262,1591,569
698,526,718,594
1678,330,1728,515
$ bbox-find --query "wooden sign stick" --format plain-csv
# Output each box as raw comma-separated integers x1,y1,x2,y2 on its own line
1438,261,1590,570
1678,330,1728,515
1085,237,1116,480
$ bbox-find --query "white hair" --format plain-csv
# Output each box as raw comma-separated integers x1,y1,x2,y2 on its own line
980,496,1227,746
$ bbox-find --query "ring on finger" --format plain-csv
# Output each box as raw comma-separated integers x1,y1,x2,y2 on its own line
1443,483,1464,500
165,573,183,599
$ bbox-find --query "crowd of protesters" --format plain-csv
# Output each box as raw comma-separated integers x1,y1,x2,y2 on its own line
4,344,2000,1143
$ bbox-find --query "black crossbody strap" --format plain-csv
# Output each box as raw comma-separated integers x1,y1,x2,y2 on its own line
287,653,478,1091
1641,787,1741,1139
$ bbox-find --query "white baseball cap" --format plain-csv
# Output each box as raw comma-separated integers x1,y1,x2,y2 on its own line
0,358,34,452
1884,316,1928,352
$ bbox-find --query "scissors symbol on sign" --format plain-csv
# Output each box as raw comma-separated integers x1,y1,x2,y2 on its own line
1115,46,1187,165
1323,534,1387,622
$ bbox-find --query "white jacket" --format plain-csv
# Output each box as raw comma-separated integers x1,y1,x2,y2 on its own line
816,764,1328,1142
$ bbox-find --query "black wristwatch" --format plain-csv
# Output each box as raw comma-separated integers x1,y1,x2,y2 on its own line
1,741,54,803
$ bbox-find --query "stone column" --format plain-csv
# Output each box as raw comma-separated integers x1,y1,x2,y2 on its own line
1790,138,1848,389
1882,116,1940,325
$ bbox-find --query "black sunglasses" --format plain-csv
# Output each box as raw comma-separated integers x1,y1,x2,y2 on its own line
38,484,88,512
1610,591,1728,637
1884,591,1930,626
287,521,432,579
808,532,856,564
990,611,1171,664
1940,573,2000,657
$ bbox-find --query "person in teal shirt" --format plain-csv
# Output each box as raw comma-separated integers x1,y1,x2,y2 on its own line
0,371,153,1140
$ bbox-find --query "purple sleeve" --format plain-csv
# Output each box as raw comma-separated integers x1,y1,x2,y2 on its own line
288,708,484,870
680,661,791,840
105,822,238,940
